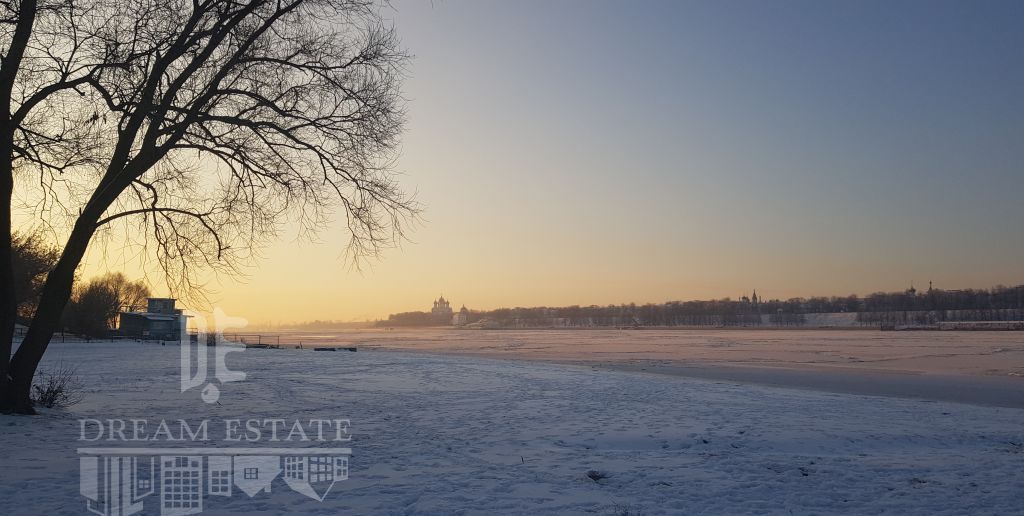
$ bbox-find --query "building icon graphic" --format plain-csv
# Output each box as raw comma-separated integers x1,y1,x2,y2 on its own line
282,455,350,501
80,456,156,516
79,448,351,515
232,455,281,497
161,456,203,515
206,456,232,497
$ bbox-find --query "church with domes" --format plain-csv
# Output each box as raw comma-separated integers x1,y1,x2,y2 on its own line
431,296,453,318
432,296,471,326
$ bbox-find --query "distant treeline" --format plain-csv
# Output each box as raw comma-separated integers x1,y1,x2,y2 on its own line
382,311,447,327
378,285,1024,328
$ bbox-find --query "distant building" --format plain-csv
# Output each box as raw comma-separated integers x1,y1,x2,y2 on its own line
118,298,186,341
431,296,453,320
452,305,469,326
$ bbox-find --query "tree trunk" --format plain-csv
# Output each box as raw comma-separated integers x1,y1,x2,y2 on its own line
1,133,136,414
0,158,16,413
0,0,38,415
5,219,95,413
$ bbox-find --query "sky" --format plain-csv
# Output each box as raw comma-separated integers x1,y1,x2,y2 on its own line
79,0,1024,324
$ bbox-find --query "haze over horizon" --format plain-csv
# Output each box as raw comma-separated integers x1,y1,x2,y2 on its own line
69,0,1023,324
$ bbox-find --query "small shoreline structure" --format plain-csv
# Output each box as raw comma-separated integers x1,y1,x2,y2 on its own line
182,331,359,351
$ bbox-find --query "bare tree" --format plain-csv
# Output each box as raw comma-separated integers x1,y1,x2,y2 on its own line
62,272,151,336
61,277,120,337
1,0,415,413
102,272,151,313
11,231,60,319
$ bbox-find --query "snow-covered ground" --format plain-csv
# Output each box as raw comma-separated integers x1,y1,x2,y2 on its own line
2,340,1024,515
264,328,1024,378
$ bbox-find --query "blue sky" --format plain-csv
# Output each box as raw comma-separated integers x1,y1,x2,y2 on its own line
87,1,1024,322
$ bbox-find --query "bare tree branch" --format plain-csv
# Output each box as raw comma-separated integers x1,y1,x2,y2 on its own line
2,0,418,413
